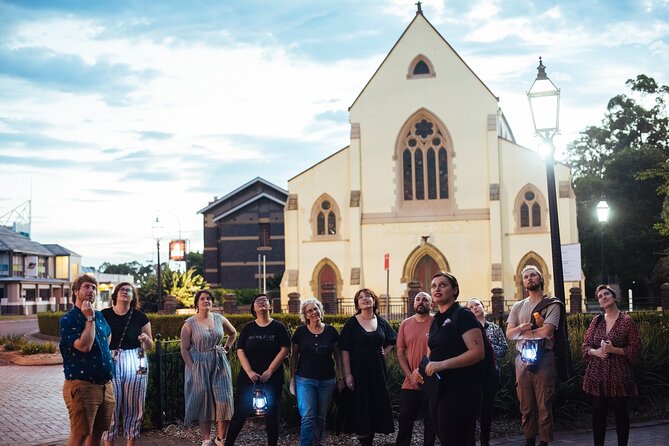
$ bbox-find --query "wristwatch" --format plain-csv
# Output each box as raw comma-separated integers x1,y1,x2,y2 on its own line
86,315,95,322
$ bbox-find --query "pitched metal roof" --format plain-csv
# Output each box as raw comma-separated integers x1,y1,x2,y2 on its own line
0,226,54,256
198,177,288,214
43,244,81,257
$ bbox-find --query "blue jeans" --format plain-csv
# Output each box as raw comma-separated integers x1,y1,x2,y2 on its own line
295,375,336,446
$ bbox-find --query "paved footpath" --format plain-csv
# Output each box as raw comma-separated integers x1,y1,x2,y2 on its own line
1,362,668,445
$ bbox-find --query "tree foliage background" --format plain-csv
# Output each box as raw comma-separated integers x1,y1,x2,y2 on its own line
566,74,669,301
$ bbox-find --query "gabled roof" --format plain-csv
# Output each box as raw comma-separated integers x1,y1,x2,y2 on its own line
198,177,288,214
349,11,498,111
288,146,350,183
212,193,287,223
0,226,54,256
43,244,81,257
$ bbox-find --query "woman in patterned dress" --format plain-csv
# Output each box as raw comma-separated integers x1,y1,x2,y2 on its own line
467,297,508,446
582,284,641,446
181,289,237,446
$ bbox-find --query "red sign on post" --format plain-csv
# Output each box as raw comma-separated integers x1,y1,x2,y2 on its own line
384,253,390,271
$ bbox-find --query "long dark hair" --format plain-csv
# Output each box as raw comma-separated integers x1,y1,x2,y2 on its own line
353,288,379,315
111,282,139,309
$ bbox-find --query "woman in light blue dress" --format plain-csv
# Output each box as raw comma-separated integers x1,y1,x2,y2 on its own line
181,290,237,446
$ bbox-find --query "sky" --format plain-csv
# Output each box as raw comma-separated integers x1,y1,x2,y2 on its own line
1,0,668,269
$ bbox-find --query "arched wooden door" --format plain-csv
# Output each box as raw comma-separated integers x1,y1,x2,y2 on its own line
413,254,440,292
318,264,338,314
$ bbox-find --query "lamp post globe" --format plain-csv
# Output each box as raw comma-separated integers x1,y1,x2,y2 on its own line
527,57,565,304
596,196,610,283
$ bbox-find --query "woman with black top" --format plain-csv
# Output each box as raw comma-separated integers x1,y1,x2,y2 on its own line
101,282,153,446
413,272,485,446
338,288,397,446
225,294,291,446
289,298,344,446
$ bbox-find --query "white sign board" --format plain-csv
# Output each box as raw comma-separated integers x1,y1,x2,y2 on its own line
561,243,582,282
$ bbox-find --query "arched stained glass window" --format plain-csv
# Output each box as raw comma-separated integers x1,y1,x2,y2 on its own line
317,212,325,235
327,212,336,235
518,186,544,230
400,116,450,203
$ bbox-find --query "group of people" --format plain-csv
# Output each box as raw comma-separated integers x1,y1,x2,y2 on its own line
59,268,641,446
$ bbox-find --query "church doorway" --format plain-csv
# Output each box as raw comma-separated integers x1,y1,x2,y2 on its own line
413,254,440,292
318,264,338,314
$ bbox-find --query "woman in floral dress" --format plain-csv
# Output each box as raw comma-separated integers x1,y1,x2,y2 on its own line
582,284,641,446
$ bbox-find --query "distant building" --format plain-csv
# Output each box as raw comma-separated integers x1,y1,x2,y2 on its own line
199,177,287,290
0,227,81,314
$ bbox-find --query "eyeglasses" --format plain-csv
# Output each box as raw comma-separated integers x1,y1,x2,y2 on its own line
255,297,270,303
119,288,133,294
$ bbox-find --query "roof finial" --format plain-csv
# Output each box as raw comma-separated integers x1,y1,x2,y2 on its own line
416,1,423,15
536,56,548,80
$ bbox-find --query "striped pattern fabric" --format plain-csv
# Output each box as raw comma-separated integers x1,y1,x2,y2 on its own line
183,313,234,425
102,348,148,440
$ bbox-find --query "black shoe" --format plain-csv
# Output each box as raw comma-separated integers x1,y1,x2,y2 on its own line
538,443,549,446
524,439,536,446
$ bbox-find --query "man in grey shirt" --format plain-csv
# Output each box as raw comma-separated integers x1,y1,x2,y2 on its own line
506,266,561,446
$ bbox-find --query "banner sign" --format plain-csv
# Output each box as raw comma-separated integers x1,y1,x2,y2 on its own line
169,240,186,261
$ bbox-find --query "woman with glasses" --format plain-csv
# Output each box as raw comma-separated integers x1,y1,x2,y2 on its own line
338,288,397,446
101,282,153,446
225,294,291,446
181,289,237,446
289,298,344,446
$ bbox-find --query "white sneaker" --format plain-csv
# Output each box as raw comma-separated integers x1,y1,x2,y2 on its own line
201,441,212,446
215,437,225,446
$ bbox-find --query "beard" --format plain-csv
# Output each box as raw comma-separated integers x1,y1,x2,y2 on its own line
415,304,429,315
525,283,541,292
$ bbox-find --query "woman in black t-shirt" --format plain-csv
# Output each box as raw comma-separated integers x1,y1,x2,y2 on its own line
289,298,344,446
413,272,485,446
225,294,290,446
101,282,153,446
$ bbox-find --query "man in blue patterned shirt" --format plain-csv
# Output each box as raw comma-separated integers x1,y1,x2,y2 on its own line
59,274,115,446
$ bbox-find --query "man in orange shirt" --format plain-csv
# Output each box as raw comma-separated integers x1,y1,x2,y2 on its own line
395,292,435,446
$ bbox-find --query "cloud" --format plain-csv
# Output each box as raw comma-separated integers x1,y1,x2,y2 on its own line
136,130,172,140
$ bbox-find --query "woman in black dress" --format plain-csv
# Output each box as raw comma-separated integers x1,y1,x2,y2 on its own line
339,288,397,446
414,272,485,446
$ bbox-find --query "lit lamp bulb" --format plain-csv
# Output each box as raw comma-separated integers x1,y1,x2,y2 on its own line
253,386,268,416
521,342,539,364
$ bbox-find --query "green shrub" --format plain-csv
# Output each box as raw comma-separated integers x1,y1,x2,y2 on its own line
37,312,62,337
2,336,27,351
20,342,57,355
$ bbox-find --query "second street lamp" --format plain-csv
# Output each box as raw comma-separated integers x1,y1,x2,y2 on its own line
596,195,610,284
527,57,565,304
152,216,164,311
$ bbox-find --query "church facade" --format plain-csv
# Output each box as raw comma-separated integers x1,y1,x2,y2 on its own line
280,10,580,314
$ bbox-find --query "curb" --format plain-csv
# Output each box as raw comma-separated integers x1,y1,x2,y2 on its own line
24,330,60,344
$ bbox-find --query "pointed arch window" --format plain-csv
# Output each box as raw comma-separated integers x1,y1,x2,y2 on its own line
312,196,341,240
516,187,546,231
407,55,436,79
400,117,450,202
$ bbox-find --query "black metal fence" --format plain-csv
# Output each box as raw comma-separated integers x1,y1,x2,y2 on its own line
148,336,185,429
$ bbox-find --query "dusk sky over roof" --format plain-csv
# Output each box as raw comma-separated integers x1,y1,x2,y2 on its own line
1,0,668,268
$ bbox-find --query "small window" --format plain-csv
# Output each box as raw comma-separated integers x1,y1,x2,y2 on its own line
413,60,430,75
25,288,36,301
259,223,270,247
314,198,338,237
517,186,544,230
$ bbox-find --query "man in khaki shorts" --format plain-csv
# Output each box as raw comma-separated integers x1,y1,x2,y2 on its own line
59,274,115,446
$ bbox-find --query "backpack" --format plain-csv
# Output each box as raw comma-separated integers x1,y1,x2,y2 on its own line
530,297,571,382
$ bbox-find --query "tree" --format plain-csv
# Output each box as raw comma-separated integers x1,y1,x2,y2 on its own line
186,251,204,277
566,74,669,298
163,266,208,308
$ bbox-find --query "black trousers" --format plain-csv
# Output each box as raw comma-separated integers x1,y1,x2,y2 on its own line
479,377,499,446
429,381,482,446
396,389,436,446
591,396,629,446
225,375,283,446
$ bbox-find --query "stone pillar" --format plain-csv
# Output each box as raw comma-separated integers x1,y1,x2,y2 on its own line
288,292,301,314
406,281,422,316
223,293,237,314
161,295,177,314
267,290,281,314
491,288,505,323
661,283,669,311
569,287,582,314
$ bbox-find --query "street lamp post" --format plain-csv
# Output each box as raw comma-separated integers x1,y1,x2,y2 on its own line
152,217,164,311
527,57,565,304
596,195,610,284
